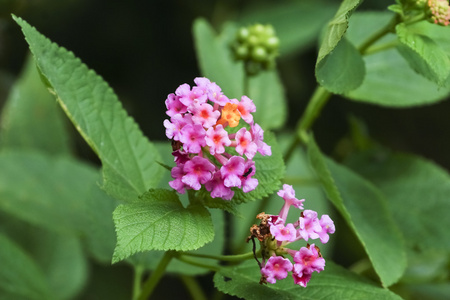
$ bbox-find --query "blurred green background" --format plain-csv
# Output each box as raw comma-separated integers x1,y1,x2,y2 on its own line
3,0,449,169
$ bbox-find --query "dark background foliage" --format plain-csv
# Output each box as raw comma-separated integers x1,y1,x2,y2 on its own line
0,1,449,298
2,0,449,169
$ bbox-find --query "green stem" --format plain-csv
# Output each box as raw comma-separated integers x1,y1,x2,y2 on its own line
132,265,144,300
175,254,220,272
283,16,401,164
358,14,398,55
363,39,399,56
137,251,174,300
243,72,250,96
349,258,373,275
283,86,332,163
180,275,208,300
182,250,257,261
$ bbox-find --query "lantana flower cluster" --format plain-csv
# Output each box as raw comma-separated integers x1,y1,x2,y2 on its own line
427,0,450,26
163,77,271,200
403,0,450,26
248,184,335,287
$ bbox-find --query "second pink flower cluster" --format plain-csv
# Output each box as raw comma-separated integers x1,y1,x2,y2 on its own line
259,184,335,287
163,77,271,200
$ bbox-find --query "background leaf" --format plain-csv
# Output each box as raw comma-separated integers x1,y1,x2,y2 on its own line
14,16,164,203
0,233,52,300
396,23,450,86
316,37,365,93
307,137,406,287
0,221,89,300
0,151,117,262
345,149,450,252
344,12,450,106
0,54,70,155
214,260,402,300
112,189,214,263
193,18,244,99
238,0,338,56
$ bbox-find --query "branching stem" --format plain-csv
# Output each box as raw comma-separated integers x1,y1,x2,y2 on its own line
137,251,174,300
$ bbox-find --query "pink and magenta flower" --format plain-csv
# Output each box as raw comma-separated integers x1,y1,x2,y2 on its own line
163,78,271,200
252,185,335,287
260,256,293,284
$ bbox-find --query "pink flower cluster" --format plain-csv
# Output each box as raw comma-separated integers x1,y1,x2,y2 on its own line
428,0,450,26
163,77,271,200
259,184,335,287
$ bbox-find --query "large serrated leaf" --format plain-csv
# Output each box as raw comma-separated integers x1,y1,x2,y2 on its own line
112,189,214,263
0,233,52,300
0,54,70,155
307,137,406,287
214,260,402,300
396,23,450,86
345,149,450,252
13,16,164,202
127,209,224,276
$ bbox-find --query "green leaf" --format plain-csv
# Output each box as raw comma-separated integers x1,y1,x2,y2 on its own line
405,21,450,56
13,16,164,202
128,209,224,275
0,151,97,233
396,23,450,86
0,151,117,263
345,12,450,107
0,54,70,155
3,225,88,300
0,233,52,300
238,0,338,56
248,70,287,129
0,216,88,300
193,18,244,99
214,260,402,300
83,182,118,263
316,0,363,68
345,150,450,252
316,37,365,93
401,283,450,300
307,137,406,287
193,18,287,130
112,189,214,263
230,131,285,204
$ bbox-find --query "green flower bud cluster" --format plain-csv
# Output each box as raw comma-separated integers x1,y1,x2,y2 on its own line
232,24,280,75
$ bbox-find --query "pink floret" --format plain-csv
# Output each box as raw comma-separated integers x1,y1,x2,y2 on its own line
205,124,231,155
179,124,206,153
220,156,245,188
261,256,293,284
237,95,256,124
270,223,297,242
181,156,215,190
